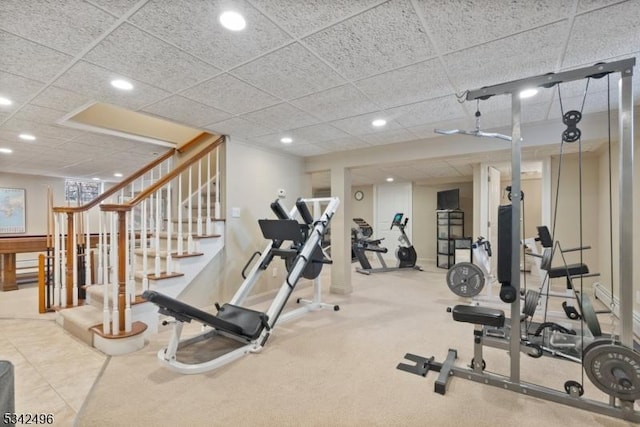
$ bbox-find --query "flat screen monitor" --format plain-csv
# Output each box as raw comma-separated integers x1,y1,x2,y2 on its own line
437,189,460,210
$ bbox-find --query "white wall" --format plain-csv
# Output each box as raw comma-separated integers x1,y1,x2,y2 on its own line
181,138,307,306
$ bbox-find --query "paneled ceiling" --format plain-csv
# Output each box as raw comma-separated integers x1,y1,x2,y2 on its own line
0,0,638,183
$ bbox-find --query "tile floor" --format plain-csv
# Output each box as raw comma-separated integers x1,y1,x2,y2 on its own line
0,283,106,426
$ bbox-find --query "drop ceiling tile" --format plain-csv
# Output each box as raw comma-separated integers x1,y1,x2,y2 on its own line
354,58,453,109
386,96,467,128
418,0,573,54
563,1,640,68
241,103,321,132
0,31,73,82
1,117,84,140
30,87,92,113
251,0,384,37
303,0,436,79
11,104,66,125
330,112,402,135
0,72,44,111
291,84,378,121
285,123,350,142
142,95,231,128
129,0,292,70
205,117,274,139
88,0,141,16
443,22,568,92
360,128,416,146
231,43,345,100
84,23,222,93
317,136,369,152
0,0,116,55
54,61,171,110
182,74,279,115
577,0,629,13
280,144,329,157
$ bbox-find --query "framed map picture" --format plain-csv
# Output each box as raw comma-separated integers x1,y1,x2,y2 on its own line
0,188,26,233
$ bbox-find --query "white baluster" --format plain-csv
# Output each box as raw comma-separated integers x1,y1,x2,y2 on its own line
125,210,132,333
154,186,161,277
85,212,91,286
141,199,149,291
166,180,173,274
206,151,212,235
187,168,193,253
197,159,203,236
214,146,222,235
97,211,103,285
149,169,155,240
177,173,183,256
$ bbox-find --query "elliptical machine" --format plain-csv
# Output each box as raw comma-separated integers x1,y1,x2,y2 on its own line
353,213,422,274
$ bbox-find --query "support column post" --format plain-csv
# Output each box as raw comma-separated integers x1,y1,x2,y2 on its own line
330,166,352,295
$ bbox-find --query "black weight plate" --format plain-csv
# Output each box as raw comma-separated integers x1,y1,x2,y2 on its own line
446,262,485,297
583,343,640,401
523,290,540,317
579,294,602,337
562,110,582,125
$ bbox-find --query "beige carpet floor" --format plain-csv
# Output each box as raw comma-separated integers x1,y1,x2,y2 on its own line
70,266,637,427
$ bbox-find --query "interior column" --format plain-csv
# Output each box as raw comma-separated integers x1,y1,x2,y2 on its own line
330,166,352,295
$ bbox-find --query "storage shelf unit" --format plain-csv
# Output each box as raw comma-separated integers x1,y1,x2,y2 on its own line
437,210,464,269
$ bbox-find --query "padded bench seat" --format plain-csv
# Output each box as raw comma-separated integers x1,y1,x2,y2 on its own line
547,263,589,278
217,304,269,340
452,305,505,328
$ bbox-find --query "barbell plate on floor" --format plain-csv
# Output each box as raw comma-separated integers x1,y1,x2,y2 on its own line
583,343,640,401
523,290,540,317
580,294,602,337
446,262,485,297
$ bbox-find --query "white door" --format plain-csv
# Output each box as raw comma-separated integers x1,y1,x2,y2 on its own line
374,183,412,263
487,166,501,275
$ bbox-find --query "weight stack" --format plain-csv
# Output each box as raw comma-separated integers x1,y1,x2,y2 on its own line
497,204,512,284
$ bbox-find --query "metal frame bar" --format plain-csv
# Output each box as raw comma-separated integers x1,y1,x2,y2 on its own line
154,197,341,374
407,58,637,421
467,58,635,349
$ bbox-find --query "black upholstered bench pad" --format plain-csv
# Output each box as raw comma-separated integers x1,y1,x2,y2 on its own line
452,305,505,327
547,263,589,278
142,290,244,336
217,304,269,340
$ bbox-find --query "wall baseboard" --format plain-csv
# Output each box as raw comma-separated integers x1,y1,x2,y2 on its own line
593,282,640,341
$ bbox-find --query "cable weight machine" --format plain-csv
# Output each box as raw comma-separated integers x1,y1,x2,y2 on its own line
398,58,639,422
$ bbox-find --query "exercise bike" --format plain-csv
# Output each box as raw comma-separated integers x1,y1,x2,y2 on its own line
353,213,422,275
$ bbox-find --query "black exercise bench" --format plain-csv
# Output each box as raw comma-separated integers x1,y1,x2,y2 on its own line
142,290,269,341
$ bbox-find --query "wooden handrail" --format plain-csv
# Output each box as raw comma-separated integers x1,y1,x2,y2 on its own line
51,142,180,214
102,135,225,211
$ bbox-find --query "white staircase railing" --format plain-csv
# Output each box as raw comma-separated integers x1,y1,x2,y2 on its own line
46,134,224,338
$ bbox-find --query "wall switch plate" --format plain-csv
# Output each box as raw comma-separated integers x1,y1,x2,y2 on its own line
232,207,240,218
272,267,277,277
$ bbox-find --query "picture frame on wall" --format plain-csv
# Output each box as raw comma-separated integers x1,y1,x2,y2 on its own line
0,187,26,234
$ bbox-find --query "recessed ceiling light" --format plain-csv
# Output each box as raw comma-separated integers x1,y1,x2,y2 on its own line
372,119,387,127
386,177,394,182
92,177,101,181
519,88,538,99
0,148,12,154
219,11,246,31
19,133,36,141
280,137,293,144
0,97,12,106
111,79,133,90
114,172,123,177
